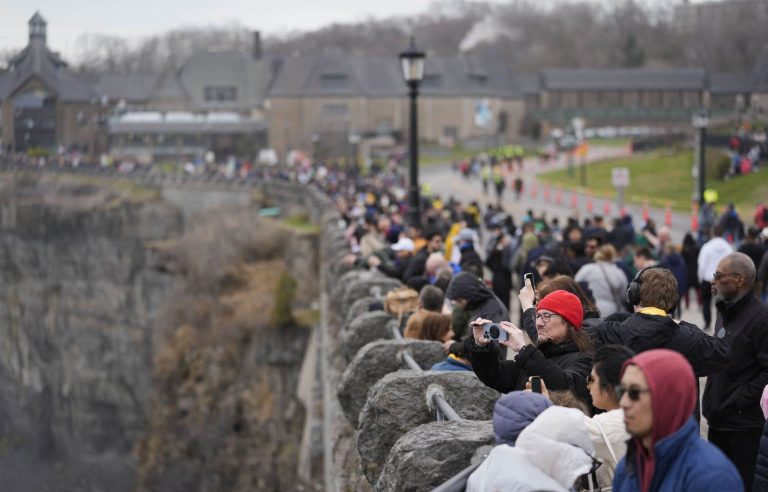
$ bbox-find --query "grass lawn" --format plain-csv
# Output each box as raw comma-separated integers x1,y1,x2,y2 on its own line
585,138,631,147
281,214,319,234
420,146,537,167
537,149,768,216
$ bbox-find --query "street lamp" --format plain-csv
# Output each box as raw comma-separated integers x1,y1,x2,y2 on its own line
692,110,709,208
399,37,426,228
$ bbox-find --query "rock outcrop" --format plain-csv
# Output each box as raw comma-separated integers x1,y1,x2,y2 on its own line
375,420,495,491
337,339,446,427
341,311,398,361
357,371,499,484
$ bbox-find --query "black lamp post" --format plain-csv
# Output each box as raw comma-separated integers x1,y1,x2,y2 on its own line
399,37,426,228
692,110,709,208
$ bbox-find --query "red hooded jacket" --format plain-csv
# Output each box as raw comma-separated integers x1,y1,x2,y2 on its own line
622,349,697,492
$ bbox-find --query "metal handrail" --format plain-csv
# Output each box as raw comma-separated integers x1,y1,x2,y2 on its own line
392,320,463,422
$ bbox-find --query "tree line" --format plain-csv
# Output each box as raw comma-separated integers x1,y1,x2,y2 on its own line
4,0,765,75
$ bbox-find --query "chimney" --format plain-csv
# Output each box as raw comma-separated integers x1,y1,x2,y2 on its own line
253,31,262,59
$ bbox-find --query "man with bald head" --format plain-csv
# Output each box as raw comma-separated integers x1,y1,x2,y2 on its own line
703,252,768,491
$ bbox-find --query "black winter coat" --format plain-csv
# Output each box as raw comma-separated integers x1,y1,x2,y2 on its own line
445,272,509,324
466,336,593,403
754,419,768,491
588,312,730,377
703,293,768,431
402,247,429,285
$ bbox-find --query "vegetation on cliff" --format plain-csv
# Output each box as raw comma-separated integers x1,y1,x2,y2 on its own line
137,210,316,492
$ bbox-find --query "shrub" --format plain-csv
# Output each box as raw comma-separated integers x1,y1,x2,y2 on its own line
271,272,297,327
706,151,731,181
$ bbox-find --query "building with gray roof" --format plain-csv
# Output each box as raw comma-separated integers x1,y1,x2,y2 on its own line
265,52,525,157
0,12,101,153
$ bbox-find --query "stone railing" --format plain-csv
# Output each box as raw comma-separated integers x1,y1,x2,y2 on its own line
0,160,500,491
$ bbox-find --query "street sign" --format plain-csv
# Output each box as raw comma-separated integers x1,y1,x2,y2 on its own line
611,167,630,188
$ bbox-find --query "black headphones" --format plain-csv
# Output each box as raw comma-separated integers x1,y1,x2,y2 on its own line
626,265,667,306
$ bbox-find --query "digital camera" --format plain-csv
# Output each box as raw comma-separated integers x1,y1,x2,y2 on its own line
482,322,508,342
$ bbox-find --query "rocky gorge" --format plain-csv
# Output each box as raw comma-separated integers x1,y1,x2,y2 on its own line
0,172,321,491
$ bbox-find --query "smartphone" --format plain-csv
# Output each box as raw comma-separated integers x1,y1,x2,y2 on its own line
530,376,542,394
524,272,536,295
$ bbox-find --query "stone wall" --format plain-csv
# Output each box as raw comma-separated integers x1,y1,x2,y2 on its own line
317,230,499,491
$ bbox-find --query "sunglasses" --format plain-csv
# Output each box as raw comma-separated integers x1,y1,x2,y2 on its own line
615,385,651,401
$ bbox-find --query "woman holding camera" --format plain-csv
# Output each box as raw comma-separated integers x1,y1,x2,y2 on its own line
466,290,593,404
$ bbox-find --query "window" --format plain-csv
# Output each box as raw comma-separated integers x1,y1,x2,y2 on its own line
469,74,488,87
321,103,349,116
561,91,580,108
581,91,600,107
422,75,442,88
204,86,238,102
622,91,640,107
321,74,348,90
375,118,392,135
663,91,682,107
642,90,662,107
683,91,701,108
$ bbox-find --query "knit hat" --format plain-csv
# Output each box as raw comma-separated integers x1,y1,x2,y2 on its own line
536,290,584,330
493,391,553,446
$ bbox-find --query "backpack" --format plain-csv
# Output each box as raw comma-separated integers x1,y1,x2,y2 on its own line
384,287,419,317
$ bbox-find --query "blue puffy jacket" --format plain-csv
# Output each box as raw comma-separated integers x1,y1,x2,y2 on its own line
613,418,743,492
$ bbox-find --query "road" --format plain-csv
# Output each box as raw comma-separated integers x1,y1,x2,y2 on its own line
421,145,698,244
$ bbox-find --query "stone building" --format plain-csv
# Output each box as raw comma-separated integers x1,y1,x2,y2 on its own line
98,47,273,161
265,53,524,159
0,13,104,154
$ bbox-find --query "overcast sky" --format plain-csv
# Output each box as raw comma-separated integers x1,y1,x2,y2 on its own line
0,0,461,60
1,0,706,62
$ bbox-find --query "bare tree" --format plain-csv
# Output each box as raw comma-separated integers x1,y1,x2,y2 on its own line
68,0,767,75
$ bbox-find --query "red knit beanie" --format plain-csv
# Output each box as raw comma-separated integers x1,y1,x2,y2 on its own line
536,290,584,330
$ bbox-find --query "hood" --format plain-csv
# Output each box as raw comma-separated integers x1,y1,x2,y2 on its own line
620,313,679,353
445,271,494,310
515,406,595,489
493,391,553,446
623,348,696,446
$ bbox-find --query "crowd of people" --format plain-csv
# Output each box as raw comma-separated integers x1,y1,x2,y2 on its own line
6,143,768,490
314,154,768,491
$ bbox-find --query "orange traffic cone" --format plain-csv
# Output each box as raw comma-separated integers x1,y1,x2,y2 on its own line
555,188,563,206
586,196,594,214
603,199,612,217
570,192,578,209
691,203,699,232
664,202,672,227
642,199,650,222
543,186,551,202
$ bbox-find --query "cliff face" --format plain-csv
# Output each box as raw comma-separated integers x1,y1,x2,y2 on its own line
136,210,314,492
0,175,182,490
0,174,319,491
